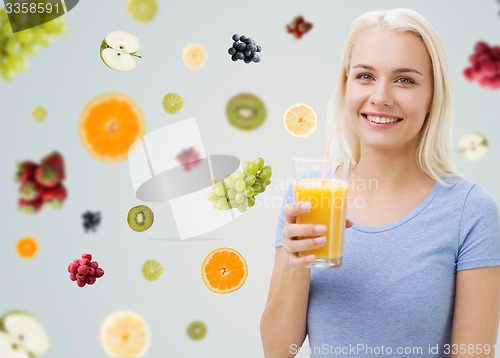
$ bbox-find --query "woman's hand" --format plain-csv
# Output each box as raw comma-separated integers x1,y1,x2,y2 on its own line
282,201,353,268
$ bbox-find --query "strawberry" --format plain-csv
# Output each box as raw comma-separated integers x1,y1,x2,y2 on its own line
41,151,65,180
19,180,43,201
294,16,304,25
15,161,38,185
41,183,67,208
18,198,43,214
34,164,62,188
292,29,303,39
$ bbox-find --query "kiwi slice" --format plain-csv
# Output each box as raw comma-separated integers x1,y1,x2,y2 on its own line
226,93,266,130
187,320,207,341
127,205,154,232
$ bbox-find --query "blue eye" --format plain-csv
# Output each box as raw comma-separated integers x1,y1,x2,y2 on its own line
356,73,373,80
397,77,415,84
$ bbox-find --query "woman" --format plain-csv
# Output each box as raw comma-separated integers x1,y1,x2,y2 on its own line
261,8,500,358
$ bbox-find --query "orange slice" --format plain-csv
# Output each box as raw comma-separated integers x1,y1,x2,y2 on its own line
79,93,145,162
283,103,318,138
100,310,150,357
16,237,38,259
182,44,207,69
201,247,248,294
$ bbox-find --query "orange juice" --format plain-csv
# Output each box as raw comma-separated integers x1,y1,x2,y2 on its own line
294,178,348,262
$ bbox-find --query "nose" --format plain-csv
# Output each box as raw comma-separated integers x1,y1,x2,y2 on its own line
369,82,393,107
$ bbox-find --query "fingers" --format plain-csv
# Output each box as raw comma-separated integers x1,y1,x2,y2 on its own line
283,201,311,224
288,253,316,268
284,235,326,255
282,223,326,239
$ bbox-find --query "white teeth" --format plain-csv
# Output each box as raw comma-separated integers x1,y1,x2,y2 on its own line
366,115,400,124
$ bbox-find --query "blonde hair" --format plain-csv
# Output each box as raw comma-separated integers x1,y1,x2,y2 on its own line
327,8,459,187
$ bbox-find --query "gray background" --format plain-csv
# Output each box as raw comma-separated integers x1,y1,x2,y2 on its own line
1,0,500,357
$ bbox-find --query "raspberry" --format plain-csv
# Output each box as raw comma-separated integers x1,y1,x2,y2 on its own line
67,253,104,287
77,265,88,274
474,41,490,54
76,273,86,281
79,258,90,266
70,263,79,274
95,268,105,278
464,41,500,90
176,147,202,171
86,276,96,285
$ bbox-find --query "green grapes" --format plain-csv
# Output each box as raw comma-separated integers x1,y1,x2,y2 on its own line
0,8,66,82
207,157,272,212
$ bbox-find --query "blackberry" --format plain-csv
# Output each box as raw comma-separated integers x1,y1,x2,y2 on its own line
227,34,262,64
82,211,101,232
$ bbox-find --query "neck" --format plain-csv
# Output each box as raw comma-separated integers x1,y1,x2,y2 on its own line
351,144,430,192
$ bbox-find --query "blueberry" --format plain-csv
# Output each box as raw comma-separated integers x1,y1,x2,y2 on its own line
237,43,247,51
232,34,240,41
256,45,262,52
245,50,252,56
254,55,261,63
228,47,236,55
244,57,251,63
236,52,245,60
240,35,247,41
246,44,256,52
233,42,239,49
245,38,253,45
231,54,238,61
250,54,257,61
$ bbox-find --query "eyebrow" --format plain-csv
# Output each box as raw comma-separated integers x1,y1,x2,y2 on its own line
352,64,423,76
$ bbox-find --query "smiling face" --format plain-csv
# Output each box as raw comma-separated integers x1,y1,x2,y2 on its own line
345,28,433,153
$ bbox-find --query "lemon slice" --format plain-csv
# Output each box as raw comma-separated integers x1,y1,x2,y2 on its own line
127,0,158,23
182,44,207,69
283,103,318,138
141,259,163,282
100,310,150,357
162,92,185,114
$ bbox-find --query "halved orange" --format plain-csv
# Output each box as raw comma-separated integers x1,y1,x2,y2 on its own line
16,237,38,259
79,93,145,162
201,247,247,294
283,103,318,138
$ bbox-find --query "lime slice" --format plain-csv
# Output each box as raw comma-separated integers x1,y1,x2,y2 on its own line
162,92,185,115
32,106,47,122
127,0,158,23
141,260,163,281
187,320,207,341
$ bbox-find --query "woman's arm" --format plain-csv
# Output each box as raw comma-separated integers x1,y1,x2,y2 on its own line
451,266,500,358
260,248,311,358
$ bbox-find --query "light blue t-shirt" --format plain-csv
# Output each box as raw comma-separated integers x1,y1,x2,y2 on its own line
275,176,500,357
